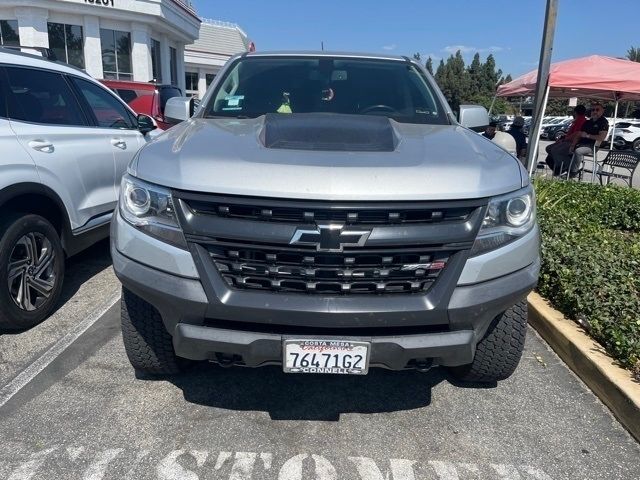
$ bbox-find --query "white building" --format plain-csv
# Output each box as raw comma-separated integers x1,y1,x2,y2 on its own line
184,19,251,98
0,0,248,96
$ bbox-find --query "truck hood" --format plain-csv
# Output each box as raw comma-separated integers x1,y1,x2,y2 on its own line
133,116,524,201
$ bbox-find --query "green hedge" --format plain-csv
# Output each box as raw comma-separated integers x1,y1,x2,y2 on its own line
533,178,640,377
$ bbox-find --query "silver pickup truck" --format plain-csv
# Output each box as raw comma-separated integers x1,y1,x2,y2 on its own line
111,51,539,383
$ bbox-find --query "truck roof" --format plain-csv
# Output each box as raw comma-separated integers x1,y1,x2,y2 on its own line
243,50,409,62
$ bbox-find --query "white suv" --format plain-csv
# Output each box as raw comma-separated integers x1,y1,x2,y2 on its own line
612,121,640,152
0,47,157,330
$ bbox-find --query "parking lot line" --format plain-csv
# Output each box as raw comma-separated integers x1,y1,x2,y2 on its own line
0,292,120,409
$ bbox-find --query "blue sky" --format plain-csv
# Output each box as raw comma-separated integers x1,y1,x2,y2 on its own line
192,0,638,78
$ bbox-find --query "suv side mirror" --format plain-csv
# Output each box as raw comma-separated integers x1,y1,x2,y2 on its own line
165,97,194,124
458,105,490,132
137,114,157,134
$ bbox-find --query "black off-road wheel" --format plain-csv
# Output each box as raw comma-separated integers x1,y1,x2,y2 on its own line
120,288,188,375
450,300,528,383
0,214,64,330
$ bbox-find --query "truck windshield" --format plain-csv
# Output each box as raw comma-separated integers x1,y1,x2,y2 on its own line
204,56,449,125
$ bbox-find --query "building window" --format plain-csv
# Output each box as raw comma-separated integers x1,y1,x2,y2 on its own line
47,23,84,68
0,20,19,46
169,46,177,86
185,72,198,97
150,38,161,82
100,29,132,80
206,74,216,87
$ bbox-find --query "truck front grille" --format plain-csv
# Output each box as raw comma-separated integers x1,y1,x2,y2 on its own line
185,198,476,226
205,241,450,295
173,192,484,296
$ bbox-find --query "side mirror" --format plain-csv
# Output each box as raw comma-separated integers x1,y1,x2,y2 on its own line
137,114,157,134
165,97,194,124
458,105,490,132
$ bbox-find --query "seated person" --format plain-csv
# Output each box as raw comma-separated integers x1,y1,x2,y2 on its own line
507,116,527,161
545,105,587,174
568,102,609,177
482,121,517,156
483,121,498,140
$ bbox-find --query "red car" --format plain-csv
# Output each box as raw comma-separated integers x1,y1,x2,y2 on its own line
100,79,183,130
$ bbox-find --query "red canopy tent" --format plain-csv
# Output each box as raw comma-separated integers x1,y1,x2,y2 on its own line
496,55,640,176
497,55,640,100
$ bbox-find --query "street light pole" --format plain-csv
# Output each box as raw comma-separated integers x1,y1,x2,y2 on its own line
525,0,559,176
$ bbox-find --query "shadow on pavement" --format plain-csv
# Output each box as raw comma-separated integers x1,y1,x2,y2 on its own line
57,238,113,309
152,362,496,421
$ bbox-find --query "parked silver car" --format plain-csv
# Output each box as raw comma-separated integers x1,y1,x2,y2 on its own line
0,47,156,329
112,52,539,383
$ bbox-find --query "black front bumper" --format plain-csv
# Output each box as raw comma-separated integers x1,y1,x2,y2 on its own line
112,245,539,369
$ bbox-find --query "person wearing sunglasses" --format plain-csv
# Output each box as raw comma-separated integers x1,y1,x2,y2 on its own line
565,102,609,178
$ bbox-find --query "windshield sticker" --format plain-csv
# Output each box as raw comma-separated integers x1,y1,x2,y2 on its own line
225,95,244,107
222,107,243,111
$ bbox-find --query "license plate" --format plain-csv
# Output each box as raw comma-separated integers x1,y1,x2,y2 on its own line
283,339,370,375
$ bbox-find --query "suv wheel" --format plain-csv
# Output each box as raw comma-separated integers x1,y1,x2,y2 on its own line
121,288,187,375
0,214,64,330
554,131,565,141
633,138,640,152
450,301,527,383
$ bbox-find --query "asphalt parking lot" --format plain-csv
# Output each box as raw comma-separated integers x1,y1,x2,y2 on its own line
0,240,639,480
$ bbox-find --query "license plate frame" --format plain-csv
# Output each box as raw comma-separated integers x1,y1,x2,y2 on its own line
282,339,370,375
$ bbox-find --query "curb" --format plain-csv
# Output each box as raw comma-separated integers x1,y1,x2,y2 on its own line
527,292,640,443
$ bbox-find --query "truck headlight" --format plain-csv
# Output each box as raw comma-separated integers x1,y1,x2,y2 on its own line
119,174,187,249
471,186,536,256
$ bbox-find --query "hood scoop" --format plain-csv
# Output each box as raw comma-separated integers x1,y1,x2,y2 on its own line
261,113,398,152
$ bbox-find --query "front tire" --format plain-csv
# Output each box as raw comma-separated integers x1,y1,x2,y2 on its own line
0,214,64,330
450,301,528,383
120,288,186,375
632,138,640,153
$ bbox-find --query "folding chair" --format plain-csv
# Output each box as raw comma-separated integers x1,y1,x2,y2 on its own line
566,141,601,182
535,159,552,178
595,150,640,187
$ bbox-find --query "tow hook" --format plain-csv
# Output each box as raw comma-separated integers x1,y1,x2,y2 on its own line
414,359,434,373
214,353,237,367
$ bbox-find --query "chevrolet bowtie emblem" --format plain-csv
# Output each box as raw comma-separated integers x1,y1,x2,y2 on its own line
289,224,371,252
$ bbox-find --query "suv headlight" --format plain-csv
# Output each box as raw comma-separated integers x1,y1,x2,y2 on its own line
471,185,536,256
119,174,187,249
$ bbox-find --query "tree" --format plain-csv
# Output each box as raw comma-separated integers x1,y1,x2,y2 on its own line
423,48,515,113
624,46,640,116
627,46,640,62
425,57,433,75
435,59,445,83
481,54,502,93
432,50,470,112
467,53,482,98
545,98,571,116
